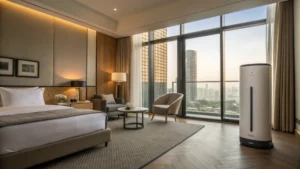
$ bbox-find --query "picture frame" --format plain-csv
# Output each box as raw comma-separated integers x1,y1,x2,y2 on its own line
0,56,14,76
16,59,39,78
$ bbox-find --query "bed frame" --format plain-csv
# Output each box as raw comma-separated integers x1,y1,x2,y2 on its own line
0,129,111,169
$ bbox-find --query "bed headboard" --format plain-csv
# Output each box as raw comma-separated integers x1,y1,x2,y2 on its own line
0,87,96,105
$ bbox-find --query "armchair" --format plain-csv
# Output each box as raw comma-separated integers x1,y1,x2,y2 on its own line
151,93,184,123
92,95,125,118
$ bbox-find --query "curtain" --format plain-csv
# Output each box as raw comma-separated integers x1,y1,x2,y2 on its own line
130,34,142,107
266,3,277,130
116,37,131,102
272,0,295,132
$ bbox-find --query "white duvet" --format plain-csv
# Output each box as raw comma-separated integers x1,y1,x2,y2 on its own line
0,105,107,155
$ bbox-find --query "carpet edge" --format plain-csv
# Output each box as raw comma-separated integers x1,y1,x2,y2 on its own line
138,125,205,169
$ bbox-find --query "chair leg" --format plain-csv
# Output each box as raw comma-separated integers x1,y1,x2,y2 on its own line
165,114,168,123
151,112,156,121
174,114,177,122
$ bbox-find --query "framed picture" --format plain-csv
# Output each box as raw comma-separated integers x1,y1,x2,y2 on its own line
0,56,14,76
16,59,39,78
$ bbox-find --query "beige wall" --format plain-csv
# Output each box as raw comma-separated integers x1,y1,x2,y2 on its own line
295,0,300,134
0,1,96,87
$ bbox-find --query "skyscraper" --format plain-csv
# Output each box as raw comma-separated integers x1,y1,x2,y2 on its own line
186,50,197,104
141,29,168,106
153,29,167,99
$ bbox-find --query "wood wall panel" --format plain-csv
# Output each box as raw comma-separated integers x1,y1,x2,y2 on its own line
43,87,95,104
96,32,117,96
44,87,78,105
87,87,96,100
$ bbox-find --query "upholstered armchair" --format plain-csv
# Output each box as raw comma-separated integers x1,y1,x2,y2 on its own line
151,93,184,123
92,95,125,118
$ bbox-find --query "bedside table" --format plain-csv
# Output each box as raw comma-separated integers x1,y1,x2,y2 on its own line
70,101,93,110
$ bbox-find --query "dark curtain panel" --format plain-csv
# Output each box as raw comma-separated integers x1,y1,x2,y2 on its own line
116,37,131,102
273,0,295,132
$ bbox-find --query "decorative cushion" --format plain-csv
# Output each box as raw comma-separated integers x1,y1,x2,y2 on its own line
106,104,124,112
0,87,45,107
101,94,116,104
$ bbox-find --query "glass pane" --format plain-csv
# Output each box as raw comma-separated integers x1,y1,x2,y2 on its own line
224,25,267,81
154,40,178,100
224,82,240,119
184,16,220,34
142,32,149,43
224,25,267,119
185,34,221,120
154,25,180,40
223,6,267,26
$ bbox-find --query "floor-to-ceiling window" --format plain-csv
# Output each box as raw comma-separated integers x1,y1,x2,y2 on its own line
185,35,221,120
140,5,268,121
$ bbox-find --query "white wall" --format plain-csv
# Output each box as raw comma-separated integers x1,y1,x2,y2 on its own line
295,0,300,134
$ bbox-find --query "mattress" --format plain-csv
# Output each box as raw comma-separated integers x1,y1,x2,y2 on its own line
0,105,107,155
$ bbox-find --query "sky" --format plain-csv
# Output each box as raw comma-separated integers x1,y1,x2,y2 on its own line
165,5,267,89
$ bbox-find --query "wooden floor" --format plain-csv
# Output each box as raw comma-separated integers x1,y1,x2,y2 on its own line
143,115,300,169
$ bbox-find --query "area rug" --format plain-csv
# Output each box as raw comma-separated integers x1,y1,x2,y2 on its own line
34,118,204,169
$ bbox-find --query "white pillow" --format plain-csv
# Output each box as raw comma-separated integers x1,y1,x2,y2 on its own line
101,94,116,104
0,87,38,107
0,87,45,107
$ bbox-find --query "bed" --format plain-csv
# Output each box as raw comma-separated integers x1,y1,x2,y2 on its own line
0,87,111,169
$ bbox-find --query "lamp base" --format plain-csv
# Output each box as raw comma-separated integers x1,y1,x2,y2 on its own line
117,84,122,98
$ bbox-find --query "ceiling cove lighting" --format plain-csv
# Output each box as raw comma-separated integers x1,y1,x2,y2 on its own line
0,0,87,30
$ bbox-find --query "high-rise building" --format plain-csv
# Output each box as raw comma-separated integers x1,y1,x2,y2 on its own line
142,33,149,107
186,50,197,104
141,29,168,106
153,29,168,99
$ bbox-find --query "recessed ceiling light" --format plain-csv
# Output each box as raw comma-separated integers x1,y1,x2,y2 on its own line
114,8,117,11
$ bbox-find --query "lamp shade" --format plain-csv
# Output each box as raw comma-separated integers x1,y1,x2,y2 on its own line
71,80,86,87
112,72,126,82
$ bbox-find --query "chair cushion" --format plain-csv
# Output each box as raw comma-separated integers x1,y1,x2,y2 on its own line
106,104,124,112
101,94,116,104
153,105,170,109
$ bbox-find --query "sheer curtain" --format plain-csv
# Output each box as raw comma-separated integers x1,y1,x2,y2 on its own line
130,34,142,107
266,3,277,129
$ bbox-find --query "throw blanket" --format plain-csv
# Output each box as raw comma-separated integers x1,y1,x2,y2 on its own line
0,109,104,128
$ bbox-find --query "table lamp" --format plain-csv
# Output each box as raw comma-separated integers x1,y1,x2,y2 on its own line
112,72,126,98
71,80,86,101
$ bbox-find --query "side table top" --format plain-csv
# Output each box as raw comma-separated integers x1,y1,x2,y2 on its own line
118,107,148,112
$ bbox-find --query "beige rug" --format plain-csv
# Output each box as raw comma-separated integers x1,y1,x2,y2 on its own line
33,118,204,169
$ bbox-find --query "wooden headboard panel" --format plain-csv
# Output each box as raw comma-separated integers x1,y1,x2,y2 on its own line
44,87,96,104
0,87,96,105
44,87,78,105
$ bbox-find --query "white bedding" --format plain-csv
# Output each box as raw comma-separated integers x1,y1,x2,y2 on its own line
0,105,107,155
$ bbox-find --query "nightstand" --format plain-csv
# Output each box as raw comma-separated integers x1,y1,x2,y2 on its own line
70,101,93,110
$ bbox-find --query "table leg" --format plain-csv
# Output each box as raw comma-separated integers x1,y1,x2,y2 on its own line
142,112,144,128
123,112,126,129
136,112,138,128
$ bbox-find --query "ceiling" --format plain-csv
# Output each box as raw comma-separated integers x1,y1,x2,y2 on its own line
75,0,177,20
11,0,285,38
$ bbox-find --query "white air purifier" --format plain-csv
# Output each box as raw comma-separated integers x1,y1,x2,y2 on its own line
239,63,273,149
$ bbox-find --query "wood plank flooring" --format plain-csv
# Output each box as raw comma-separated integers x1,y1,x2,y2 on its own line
143,115,300,169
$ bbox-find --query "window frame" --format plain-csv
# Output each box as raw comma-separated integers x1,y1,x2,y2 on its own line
141,6,267,122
